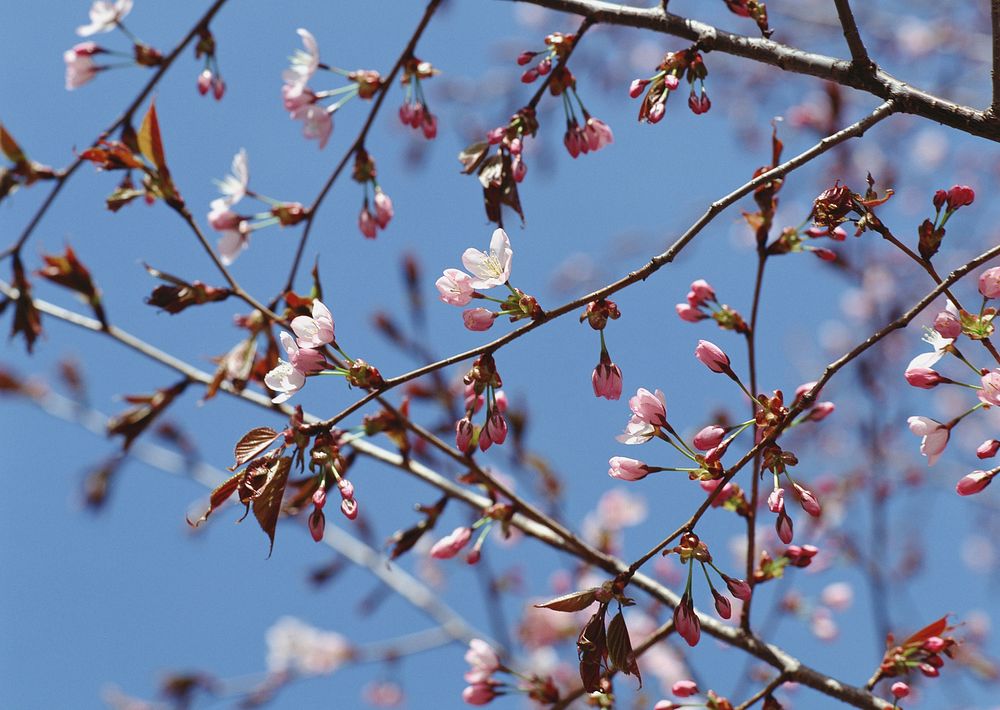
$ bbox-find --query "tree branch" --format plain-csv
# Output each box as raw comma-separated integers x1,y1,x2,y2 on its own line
832,0,870,67
992,0,1000,117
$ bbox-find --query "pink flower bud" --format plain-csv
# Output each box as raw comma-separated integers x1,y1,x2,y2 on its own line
592,360,624,400
725,576,752,601
197,68,212,95
494,389,508,413
923,636,946,653
905,367,942,388
508,137,522,155
812,247,837,262
946,184,974,210
359,208,377,239
794,484,822,517
456,417,475,453
695,340,730,373
422,112,438,139
486,127,505,145
648,100,666,124
698,93,711,113
486,410,508,446
462,681,498,705
463,307,495,332
957,470,993,496
516,50,535,66
806,402,835,421
341,497,359,520
308,509,325,541
688,279,715,305
212,76,226,100
933,308,962,338
654,702,678,710
890,682,910,699
337,478,354,500
768,487,785,513
932,190,948,210
608,456,650,481
977,439,1000,459
918,662,939,677
671,680,699,698
373,190,394,228
980,266,1000,299
465,639,500,673
536,57,552,75
693,425,725,451
478,425,493,452
511,154,526,183
629,78,650,98
673,595,701,646
664,74,680,90
676,303,707,322
430,526,472,559
776,509,794,544
521,68,538,83
399,102,414,125
312,487,327,509
711,589,732,619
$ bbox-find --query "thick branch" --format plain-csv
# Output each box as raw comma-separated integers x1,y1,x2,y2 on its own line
506,0,1000,140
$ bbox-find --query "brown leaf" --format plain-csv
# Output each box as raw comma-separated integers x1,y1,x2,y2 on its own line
606,611,642,686
138,101,168,175
0,122,26,164
10,254,41,353
577,609,608,693
107,379,188,451
252,456,292,555
233,426,281,469
535,588,599,613
458,141,490,175
188,471,243,527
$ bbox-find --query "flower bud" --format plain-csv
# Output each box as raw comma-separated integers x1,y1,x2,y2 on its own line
890,682,909,699
693,425,725,451
979,266,1000,299
694,340,730,373
956,470,993,496
341,498,359,520
933,308,962,338
308,509,325,541
977,439,1000,459
672,680,699,698
463,307,495,332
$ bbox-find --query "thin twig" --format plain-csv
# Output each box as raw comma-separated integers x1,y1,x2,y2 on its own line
832,0,871,67
735,671,788,710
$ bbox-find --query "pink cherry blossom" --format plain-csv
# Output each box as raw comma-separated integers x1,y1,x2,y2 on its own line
280,332,325,375
907,329,953,370
207,198,242,231
977,439,1000,459
291,299,335,348
359,207,377,238
592,361,623,400
776,510,794,543
805,401,835,421
628,78,649,98
907,416,949,466
616,415,655,445
671,680,698,697
979,369,1000,406
933,307,962,339
264,360,306,404
283,28,320,97
583,116,614,151
980,267,1000,298
628,387,667,427
956,470,994,496
485,410,508,445
688,279,715,305
217,229,249,266
675,303,706,322
282,83,316,112
462,681,498,706
462,229,513,289
64,50,99,90
946,184,975,209
768,487,785,513
725,576,752,601
794,484,822,517
436,269,476,306
465,639,500,674
673,595,701,646
608,456,650,481
292,104,333,149
77,0,132,36
455,417,474,453
463,308,495,332
890,682,910,699
430,526,472,559
215,149,249,206
695,340,730,373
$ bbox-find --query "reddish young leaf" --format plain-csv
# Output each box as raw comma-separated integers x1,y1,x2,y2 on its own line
606,611,642,687
188,471,243,527
0,122,26,164
232,426,281,469
107,379,189,451
138,101,169,175
10,253,42,353
900,616,950,648
535,588,599,613
252,456,292,555
577,607,608,693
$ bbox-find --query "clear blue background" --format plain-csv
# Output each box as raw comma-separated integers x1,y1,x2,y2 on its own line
3,1,1000,708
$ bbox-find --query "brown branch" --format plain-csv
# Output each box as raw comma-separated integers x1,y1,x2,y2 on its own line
735,671,789,710
283,0,443,292
311,100,897,432
505,0,1000,141
0,0,232,262
832,0,871,67
992,0,1000,117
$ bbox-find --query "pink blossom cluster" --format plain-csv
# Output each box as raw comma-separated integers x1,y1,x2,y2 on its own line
398,57,439,139
264,299,334,403
65,1,164,91
462,639,502,705
436,229,514,333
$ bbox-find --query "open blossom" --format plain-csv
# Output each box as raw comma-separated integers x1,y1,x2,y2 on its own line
616,415,655,445
280,332,325,375
77,0,132,36
979,369,1000,406
907,328,953,370
264,357,305,404
292,104,333,149
628,387,667,427
436,269,476,306
217,228,249,265
283,28,320,97
266,617,350,676
695,340,730,373
608,456,650,481
462,228,513,289
64,50,100,90
430,526,472,559
208,198,242,231
216,149,249,206
907,416,949,466
465,639,500,677
291,299,335,348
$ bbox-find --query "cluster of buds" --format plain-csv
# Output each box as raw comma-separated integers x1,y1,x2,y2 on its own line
582,299,623,400
352,149,393,239
919,184,975,260
761,437,821,544
398,55,439,139
766,222,848,262
435,229,540,332
810,175,894,237
877,618,958,682
675,278,749,333
65,1,163,91
428,510,500,565
517,31,575,83
481,107,537,184
669,532,752,646
281,28,384,149
753,544,821,584
307,432,359,538
207,149,308,264
194,27,225,100
631,47,710,123
456,355,508,454
460,638,557,706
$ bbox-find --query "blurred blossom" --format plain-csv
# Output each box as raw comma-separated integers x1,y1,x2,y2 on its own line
820,582,854,611
962,535,996,573
266,617,351,676
896,18,937,57
596,488,648,530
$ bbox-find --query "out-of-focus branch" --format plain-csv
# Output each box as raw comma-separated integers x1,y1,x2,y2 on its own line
283,0,443,292
992,0,1000,117
313,100,897,431
505,0,1000,141
833,0,871,67
0,0,232,262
